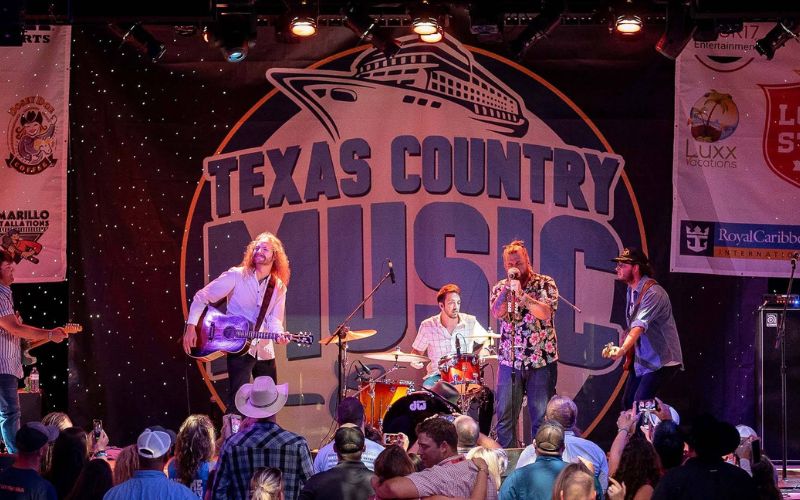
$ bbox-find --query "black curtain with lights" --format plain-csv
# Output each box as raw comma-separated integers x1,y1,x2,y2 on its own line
56,23,771,446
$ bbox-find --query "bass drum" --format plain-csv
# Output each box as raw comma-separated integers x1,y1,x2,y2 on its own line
381,391,457,446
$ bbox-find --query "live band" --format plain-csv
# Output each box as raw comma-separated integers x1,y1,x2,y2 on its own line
182,233,683,447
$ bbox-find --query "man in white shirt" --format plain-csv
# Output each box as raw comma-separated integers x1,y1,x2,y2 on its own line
410,284,494,433
182,232,290,411
410,284,490,388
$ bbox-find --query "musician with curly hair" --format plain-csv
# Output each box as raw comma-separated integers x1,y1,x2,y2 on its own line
183,232,291,411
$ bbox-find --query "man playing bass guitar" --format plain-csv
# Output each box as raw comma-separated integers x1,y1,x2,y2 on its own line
602,247,683,410
183,232,290,412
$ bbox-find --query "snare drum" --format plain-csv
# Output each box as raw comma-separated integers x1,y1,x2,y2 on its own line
359,380,414,429
438,353,482,394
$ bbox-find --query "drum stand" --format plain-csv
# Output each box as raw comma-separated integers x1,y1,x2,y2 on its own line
325,263,395,403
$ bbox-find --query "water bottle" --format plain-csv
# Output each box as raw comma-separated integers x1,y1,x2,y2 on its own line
29,367,39,393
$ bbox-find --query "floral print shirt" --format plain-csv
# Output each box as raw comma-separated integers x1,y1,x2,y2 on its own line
490,273,559,370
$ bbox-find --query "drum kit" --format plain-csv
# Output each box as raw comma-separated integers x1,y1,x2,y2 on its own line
320,329,501,439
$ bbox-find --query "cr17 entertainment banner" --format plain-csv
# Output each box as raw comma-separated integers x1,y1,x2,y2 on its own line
672,23,800,277
0,26,70,282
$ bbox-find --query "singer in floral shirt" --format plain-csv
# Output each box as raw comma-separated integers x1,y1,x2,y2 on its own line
489,240,559,448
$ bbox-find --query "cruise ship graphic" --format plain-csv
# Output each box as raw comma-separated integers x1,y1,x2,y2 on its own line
267,35,529,140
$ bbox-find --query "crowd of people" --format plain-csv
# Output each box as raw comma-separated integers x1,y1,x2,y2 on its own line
0,375,782,500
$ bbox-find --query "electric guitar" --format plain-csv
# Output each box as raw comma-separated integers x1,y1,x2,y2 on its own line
21,323,83,366
187,306,313,362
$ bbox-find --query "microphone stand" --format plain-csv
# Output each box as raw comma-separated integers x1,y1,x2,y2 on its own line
775,256,796,480
325,266,394,404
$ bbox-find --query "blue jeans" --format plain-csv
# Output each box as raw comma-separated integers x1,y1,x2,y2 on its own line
494,363,557,448
0,374,20,453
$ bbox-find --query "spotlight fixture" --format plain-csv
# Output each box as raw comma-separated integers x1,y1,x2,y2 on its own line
614,0,642,35
205,0,257,62
289,0,317,37
510,0,564,61
419,27,443,43
343,1,401,58
615,14,642,34
655,0,697,60
411,1,440,35
755,19,800,60
290,16,317,37
110,23,166,61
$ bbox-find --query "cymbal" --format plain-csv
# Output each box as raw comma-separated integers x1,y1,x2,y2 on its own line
364,348,430,363
462,333,501,339
319,329,377,345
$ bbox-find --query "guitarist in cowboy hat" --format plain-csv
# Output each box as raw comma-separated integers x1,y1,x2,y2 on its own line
183,232,290,412
603,247,683,410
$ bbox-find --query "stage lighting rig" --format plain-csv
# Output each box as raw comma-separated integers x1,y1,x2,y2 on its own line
755,19,800,60
510,0,563,61
343,0,401,58
289,0,317,37
205,0,257,62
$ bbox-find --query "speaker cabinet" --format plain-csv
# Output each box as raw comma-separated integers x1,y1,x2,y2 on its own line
756,307,800,464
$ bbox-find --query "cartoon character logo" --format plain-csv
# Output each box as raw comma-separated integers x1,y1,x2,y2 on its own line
6,97,59,174
689,90,739,142
0,229,42,264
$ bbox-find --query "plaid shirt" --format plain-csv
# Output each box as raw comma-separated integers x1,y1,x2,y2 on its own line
212,421,313,500
491,274,559,370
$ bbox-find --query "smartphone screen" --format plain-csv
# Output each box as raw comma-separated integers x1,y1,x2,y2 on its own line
231,415,241,434
93,419,102,439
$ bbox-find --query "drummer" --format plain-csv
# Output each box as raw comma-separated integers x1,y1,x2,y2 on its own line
410,284,491,388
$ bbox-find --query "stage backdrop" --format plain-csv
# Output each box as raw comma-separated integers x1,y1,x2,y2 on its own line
67,25,766,448
672,23,800,277
0,26,70,282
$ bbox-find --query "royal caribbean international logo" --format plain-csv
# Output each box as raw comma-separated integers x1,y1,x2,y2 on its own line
6,97,59,174
680,220,715,256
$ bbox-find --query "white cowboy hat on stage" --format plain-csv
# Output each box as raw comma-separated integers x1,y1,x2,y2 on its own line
235,376,289,419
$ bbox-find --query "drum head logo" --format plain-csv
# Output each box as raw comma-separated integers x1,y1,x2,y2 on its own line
6,97,59,174
409,399,427,411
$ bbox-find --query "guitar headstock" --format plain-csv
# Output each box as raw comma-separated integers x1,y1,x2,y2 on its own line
64,323,83,335
290,332,314,346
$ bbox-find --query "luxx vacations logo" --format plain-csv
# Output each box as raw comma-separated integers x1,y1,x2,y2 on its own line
685,90,739,168
6,96,59,174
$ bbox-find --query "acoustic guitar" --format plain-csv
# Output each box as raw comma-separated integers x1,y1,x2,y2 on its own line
187,306,313,362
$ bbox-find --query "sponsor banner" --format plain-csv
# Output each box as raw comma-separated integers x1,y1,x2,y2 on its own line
183,36,647,442
0,27,70,282
672,23,800,277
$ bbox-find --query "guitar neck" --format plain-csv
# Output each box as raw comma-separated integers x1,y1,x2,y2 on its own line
239,331,289,341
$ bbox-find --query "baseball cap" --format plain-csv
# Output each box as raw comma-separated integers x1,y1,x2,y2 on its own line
534,421,564,456
16,422,59,453
137,428,173,458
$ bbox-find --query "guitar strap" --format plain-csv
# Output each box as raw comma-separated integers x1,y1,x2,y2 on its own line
253,275,277,334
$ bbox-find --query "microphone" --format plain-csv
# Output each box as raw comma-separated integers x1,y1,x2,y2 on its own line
507,267,520,280
455,335,461,356
388,260,396,284
791,252,799,265
355,360,371,378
